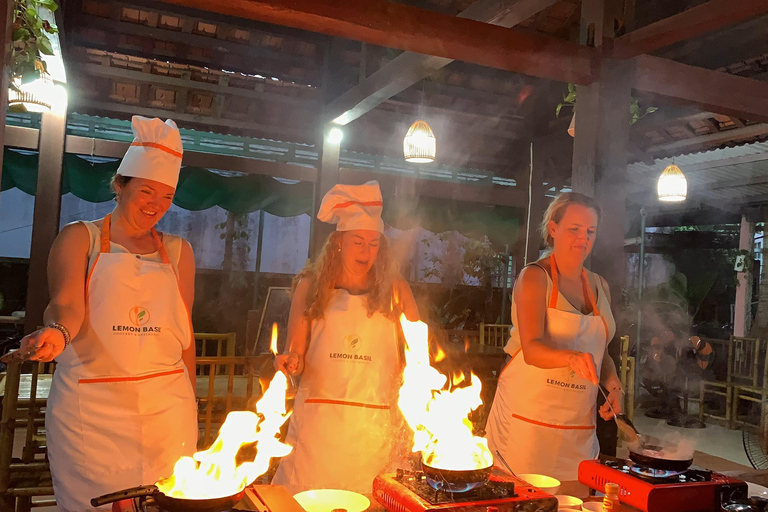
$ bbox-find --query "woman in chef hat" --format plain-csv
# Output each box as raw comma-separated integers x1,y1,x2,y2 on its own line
18,116,198,510
273,181,419,495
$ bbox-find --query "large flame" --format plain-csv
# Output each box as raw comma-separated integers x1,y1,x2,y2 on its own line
398,315,493,470
156,372,292,499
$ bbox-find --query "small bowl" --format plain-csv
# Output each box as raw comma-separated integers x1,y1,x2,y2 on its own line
516,474,561,495
555,495,584,509
293,489,370,512
582,502,604,512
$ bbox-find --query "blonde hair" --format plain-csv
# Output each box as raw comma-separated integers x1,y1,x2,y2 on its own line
293,231,402,321
540,192,602,247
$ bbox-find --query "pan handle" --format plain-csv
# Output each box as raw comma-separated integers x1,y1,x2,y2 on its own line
91,485,160,507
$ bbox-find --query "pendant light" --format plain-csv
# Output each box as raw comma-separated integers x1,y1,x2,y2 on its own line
657,161,687,202
8,73,54,113
403,120,436,163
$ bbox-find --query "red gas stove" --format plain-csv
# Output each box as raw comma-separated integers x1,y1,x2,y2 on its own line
578,459,748,512
373,469,558,512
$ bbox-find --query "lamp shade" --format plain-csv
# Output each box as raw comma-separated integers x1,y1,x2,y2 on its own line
404,120,436,163
8,74,54,113
657,164,687,202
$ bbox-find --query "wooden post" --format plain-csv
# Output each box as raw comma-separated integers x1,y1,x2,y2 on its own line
309,125,341,258
734,215,755,336
0,0,14,212
24,104,69,334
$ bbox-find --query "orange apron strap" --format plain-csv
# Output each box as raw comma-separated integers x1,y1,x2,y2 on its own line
100,214,112,253
549,255,560,309
150,228,171,266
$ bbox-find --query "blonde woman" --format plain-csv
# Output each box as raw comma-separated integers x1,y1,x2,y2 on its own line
273,181,419,494
485,192,622,481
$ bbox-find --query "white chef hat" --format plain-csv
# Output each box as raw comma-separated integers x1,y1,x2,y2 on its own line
317,181,384,232
116,116,183,189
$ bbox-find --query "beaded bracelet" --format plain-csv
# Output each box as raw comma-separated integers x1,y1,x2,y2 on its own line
48,322,71,349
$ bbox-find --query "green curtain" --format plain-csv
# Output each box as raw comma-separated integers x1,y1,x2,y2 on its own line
1,148,520,245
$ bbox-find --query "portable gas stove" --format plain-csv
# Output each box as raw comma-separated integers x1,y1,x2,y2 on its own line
578,459,748,512
373,469,558,512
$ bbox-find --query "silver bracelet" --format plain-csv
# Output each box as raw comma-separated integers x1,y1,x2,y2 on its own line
48,322,71,349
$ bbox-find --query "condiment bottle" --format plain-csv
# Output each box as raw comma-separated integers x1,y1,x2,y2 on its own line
603,482,620,511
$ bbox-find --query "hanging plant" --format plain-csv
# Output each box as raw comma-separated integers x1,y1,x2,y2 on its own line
10,0,59,92
556,83,658,125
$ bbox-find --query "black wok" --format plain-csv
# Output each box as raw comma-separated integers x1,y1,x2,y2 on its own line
628,443,693,472
91,484,244,512
421,461,492,492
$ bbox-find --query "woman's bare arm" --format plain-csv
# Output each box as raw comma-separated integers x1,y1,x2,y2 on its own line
177,239,197,390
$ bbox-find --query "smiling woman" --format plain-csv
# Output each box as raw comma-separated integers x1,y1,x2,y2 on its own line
272,181,420,494
14,116,199,511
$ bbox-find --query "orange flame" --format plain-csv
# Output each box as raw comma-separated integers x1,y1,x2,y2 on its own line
156,372,292,499
270,323,279,355
398,315,493,471
434,345,446,363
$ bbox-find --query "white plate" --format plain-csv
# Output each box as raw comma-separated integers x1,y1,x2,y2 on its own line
293,489,371,512
748,482,768,498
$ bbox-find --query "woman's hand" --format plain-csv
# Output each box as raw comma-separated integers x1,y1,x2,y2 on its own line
274,351,302,375
567,351,599,385
24,327,66,362
599,386,624,421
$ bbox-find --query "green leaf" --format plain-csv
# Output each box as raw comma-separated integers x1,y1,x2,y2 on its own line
12,28,31,41
564,92,577,103
219,233,226,239
40,0,59,12
38,35,54,55
137,310,145,320
646,107,658,114
556,104,563,118
568,83,575,93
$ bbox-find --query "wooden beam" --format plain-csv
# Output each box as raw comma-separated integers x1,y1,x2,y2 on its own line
612,0,768,59
634,55,768,123
4,126,40,150
76,60,318,107
325,0,559,125
0,0,13,211
25,107,68,334
643,123,768,154
157,0,597,85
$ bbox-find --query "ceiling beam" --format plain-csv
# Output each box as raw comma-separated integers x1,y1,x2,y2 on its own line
633,55,768,123
324,0,558,125
157,0,597,86
641,122,768,155
612,0,768,59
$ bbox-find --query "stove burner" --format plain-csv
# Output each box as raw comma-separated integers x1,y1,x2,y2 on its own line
424,476,483,493
629,465,685,480
396,469,516,504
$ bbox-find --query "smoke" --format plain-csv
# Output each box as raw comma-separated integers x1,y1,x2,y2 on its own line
629,428,697,462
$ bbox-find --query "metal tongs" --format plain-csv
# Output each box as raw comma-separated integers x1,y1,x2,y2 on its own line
598,385,643,445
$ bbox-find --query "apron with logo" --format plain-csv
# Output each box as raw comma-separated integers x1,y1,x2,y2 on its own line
485,255,615,481
46,215,197,511
272,289,400,495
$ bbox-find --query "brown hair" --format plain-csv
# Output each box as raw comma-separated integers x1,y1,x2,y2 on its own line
293,231,402,321
540,192,602,247
110,174,133,195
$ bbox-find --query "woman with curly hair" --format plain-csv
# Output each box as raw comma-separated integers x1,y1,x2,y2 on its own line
272,181,419,494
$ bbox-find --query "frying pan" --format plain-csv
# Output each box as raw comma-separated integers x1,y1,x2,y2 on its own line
91,484,244,512
421,461,492,492
628,443,694,472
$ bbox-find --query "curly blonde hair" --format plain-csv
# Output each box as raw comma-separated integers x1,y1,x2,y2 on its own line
293,231,403,321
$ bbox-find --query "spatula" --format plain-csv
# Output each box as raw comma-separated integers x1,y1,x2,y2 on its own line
598,385,642,445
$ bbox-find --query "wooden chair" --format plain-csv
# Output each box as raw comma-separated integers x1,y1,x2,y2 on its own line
731,338,768,430
617,336,636,422
0,362,56,511
195,355,272,449
700,336,761,427
479,323,512,348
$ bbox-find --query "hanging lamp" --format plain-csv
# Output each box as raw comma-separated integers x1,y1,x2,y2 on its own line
8,73,55,113
657,162,687,202
404,120,436,163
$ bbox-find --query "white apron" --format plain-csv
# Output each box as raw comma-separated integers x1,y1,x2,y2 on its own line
485,256,615,481
46,215,198,511
272,290,400,495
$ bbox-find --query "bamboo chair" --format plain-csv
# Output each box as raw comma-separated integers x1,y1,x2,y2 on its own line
700,336,761,427
0,362,56,511
731,338,768,430
479,323,512,348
